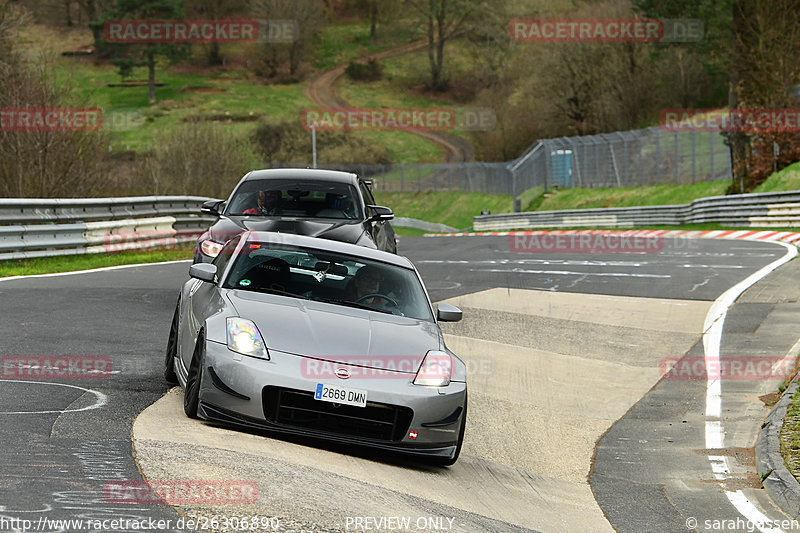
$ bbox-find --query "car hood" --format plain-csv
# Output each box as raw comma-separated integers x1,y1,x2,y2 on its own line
226,290,442,373
210,216,370,246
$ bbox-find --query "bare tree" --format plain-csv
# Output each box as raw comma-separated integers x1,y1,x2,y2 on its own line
185,0,249,65
404,0,490,91
728,0,800,191
0,1,109,197
252,0,327,77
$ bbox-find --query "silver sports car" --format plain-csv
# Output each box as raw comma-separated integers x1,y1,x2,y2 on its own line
165,231,467,465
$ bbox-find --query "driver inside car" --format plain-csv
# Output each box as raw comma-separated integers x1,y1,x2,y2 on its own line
345,265,392,306
243,190,282,215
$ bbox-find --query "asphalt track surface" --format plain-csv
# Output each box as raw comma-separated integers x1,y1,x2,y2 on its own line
0,235,798,532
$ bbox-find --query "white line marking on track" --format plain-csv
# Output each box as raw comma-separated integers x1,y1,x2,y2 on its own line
471,268,670,278
702,240,797,533
0,379,108,415
0,260,191,282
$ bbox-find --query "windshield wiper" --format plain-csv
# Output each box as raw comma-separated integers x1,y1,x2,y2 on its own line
314,297,394,315
248,286,302,298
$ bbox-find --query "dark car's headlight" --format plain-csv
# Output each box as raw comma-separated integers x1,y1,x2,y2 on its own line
200,239,224,258
226,318,269,359
413,350,452,387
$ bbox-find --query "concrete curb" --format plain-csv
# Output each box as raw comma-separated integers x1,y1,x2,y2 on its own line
756,378,800,518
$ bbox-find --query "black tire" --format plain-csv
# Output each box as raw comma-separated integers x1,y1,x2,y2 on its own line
434,390,467,467
183,333,205,419
164,300,180,384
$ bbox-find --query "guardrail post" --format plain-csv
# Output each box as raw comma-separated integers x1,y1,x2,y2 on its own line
691,131,697,184
655,128,662,185
710,131,715,180
673,131,680,184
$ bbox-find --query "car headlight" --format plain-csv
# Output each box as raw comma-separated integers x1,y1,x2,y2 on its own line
200,239,224,258
413,350,452,387
226,318,269,359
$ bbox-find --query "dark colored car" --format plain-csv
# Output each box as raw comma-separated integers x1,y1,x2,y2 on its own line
194,168,397,263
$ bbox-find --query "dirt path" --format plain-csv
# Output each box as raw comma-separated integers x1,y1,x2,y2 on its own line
304,39,474,163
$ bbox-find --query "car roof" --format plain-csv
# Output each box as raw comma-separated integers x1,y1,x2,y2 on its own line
241,231,414,270
241,168,360,184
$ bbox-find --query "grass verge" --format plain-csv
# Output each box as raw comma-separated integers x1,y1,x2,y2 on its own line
754,162,800,193
461,224,800,233
0,247,193,278
780,381,800,480
374,191,512,230
535,181,729,211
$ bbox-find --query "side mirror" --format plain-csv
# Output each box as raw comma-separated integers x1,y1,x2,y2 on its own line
436,303,462,322
367,205,394,222
201,200,225,216
189,263,218,284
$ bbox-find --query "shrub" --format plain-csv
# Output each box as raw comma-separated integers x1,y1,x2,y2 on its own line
251,121,392,165
0,2,110,197
344,58,382,82
132,122,260,198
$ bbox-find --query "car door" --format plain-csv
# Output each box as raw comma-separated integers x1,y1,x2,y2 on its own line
359,180,396,253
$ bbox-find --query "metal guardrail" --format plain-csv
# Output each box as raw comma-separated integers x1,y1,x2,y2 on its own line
0,197,217,261
473,190,800,231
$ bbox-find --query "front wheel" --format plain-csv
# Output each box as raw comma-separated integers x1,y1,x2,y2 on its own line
164,300,180,384
183,334,205,419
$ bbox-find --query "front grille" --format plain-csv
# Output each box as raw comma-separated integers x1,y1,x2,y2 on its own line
262,386,413,442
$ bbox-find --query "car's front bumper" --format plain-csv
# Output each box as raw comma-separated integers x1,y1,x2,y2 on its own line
196,340,467,458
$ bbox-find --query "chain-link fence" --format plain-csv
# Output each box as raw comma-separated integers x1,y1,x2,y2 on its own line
511,127,732,194
270,126,733,207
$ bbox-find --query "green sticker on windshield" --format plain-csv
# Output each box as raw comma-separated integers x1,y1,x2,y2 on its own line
239,279,251,287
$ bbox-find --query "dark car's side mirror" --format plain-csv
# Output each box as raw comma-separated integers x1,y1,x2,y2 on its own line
436,303,462,322
189,263,218,284
367,205,394,222
201,200,225,216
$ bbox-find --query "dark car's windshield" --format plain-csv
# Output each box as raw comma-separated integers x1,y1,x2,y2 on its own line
221,242,432,321
226,178,361,219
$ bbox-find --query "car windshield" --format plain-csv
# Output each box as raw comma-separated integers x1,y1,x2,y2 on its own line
221,242,433,321
226,179,361,219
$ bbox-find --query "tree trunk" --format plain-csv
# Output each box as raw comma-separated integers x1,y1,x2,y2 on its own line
65,0,73,27
289,42,299,75
208,42,223,66
370,4,377,42
425,0,438,90
433,0,447,91
148,51,156,104
728,0,747,193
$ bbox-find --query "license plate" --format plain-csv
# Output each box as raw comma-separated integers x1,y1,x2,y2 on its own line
314,383,367,407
